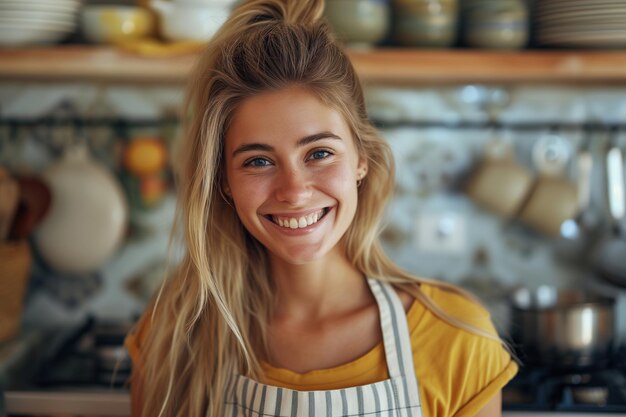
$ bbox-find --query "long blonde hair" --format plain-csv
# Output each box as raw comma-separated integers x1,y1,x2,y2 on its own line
135,1,502,416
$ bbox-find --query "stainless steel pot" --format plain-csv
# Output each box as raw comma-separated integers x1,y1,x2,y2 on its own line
509,286,616,368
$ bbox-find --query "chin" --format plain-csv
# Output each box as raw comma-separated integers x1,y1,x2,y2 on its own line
271,243,330,266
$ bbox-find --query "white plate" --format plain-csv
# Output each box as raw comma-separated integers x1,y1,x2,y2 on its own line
538,23,626,32
539,30,626,39
0,6,78,14
538,22,626,31
0,0,80,6
539,0,626,5
0,18,76,31
538,32,626,47
538,12,626,23
0,10,77,24
0,27,70,46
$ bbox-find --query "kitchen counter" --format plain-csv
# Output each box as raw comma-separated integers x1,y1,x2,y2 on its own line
4,390,626,417
5,390,130,416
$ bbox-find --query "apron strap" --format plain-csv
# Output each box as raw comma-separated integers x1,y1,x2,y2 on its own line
367,278,420,398
367,278,421,417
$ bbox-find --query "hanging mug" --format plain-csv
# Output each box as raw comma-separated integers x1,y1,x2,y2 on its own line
466,138,534,218
519,133,579,237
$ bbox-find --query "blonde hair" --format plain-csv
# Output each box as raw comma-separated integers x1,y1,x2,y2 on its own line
134,1,504,416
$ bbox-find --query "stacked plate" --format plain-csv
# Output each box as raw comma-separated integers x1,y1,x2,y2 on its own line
0,0,81,46
536,0,626,48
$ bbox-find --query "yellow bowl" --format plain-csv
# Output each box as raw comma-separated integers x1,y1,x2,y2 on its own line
81,6,156,44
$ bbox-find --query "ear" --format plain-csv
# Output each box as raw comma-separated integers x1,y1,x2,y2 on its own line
220,176,232,199
356,157,368,180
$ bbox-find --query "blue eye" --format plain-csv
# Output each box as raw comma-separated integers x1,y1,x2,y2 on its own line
309,150,331,160
244,157,272,167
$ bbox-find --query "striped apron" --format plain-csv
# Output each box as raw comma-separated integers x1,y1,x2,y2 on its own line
224,278,424,417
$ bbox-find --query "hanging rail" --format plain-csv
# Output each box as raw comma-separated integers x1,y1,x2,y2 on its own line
0,117,625,132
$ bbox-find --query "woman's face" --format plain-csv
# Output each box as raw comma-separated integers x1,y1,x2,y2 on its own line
224,85,367,265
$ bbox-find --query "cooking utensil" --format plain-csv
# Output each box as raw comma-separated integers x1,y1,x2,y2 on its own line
0,170,19,241
0,240,32,342
510,286,616,368
7,175,52,241
35,143,129,275
592,138,626,287
554,141,594,261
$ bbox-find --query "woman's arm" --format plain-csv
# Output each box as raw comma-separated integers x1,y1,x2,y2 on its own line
473,391,502,417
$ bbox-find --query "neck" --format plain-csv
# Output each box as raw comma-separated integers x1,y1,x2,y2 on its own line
269,248,371,323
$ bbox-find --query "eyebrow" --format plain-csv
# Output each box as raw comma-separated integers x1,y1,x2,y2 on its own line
231,131,342,158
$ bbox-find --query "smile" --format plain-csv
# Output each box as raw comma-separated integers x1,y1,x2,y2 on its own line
268,208,330,229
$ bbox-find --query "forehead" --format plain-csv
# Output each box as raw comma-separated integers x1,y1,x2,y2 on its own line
225,86,352,150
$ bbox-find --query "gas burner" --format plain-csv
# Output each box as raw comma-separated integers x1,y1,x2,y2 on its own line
572,386,609,406
31,316,134,389
503,362,626,413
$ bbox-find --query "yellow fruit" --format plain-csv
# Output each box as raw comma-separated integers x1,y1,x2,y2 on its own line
124,137,168,176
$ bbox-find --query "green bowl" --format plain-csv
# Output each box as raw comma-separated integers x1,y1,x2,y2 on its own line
463,0,528,49
325,0,391,48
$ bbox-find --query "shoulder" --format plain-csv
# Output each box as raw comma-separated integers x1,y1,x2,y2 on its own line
406,281,518,417
124,309,153,372
411,281,496,335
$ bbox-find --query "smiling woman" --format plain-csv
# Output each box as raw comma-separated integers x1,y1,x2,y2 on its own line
123,1,518,417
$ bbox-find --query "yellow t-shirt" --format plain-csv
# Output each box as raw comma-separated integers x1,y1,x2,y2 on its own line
125,282,518,417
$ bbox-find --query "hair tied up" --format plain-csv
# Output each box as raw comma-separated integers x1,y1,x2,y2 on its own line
234,0,325,27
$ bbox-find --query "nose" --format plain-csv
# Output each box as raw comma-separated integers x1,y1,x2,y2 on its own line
274,166,313,205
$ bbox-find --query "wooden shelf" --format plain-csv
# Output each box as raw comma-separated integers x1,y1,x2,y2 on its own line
2,46,626,85
350,49,626,85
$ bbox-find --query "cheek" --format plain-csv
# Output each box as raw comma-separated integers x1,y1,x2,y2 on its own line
228,174,265,215
318,164,358,197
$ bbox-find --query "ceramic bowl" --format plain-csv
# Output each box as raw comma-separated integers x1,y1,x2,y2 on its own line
394,0,457,15
463,0,528,49
81,6,156,44
324,0,390,48
172,0,238,5
150,0,230,42
392,0,458,47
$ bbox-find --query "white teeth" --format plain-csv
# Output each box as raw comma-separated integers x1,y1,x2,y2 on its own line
272,209,326,229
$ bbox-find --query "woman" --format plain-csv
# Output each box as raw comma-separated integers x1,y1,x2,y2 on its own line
124,1,518,416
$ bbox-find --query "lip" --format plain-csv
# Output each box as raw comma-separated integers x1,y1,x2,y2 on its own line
262,206,333,235
265,208,328,218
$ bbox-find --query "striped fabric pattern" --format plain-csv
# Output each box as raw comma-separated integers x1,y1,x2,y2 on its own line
224,279,423,417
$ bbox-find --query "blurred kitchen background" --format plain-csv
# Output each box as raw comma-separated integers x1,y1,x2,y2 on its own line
2,0,626,415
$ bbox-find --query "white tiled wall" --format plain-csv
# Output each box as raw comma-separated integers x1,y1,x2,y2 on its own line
1,82,625,340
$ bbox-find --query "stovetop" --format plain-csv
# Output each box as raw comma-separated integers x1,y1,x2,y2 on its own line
503,346,626,414
30,316,132,390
